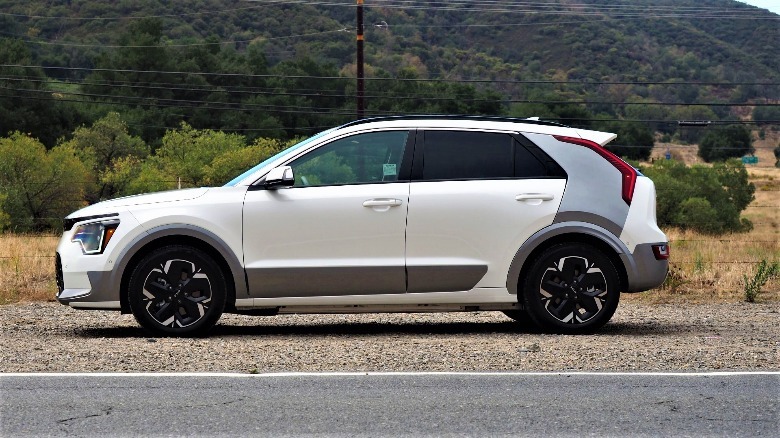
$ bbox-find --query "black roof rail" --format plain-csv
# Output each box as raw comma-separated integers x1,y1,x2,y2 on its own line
336,115,569,130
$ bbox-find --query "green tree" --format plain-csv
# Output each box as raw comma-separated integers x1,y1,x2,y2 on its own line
698,125,754,162
0,132,90,231
599,121,655,160
753,106,780,126
153,123,247,188
59,112,149,201
203,137,289,186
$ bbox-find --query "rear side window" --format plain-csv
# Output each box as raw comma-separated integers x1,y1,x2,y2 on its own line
421,131,547,180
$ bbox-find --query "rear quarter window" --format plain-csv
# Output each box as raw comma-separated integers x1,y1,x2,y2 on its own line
420,130,549,180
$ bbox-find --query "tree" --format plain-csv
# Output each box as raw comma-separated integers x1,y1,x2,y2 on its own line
698,125,754,162
599,121,655,160
58,112,149,201
153,123,247,188
753,106,780,126
0,133,90,231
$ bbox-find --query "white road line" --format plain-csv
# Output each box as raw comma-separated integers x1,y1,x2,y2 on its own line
2,371,779,377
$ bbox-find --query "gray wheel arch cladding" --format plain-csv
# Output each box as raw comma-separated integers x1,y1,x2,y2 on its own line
506,222,636,295
113,224,247,312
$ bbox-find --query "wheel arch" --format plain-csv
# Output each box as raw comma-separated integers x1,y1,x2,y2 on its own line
507,223,630,297
116,225,246,314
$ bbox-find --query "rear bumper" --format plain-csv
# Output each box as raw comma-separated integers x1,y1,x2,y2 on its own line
622,242,669,292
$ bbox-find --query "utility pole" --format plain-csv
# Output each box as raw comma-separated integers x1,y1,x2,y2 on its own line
356,0,365,119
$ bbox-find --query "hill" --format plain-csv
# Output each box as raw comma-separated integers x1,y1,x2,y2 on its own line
0,0,778,146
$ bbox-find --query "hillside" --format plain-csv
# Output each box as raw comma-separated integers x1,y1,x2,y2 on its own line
0,0,778,145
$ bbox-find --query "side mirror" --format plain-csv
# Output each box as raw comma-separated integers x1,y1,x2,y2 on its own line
263,166,295,189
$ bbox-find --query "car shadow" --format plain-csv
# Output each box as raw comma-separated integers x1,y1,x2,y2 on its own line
72,319,693,339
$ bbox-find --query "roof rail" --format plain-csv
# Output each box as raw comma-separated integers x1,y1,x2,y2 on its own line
337,115,569,129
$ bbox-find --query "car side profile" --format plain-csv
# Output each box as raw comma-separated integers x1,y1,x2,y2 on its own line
56,116,669,336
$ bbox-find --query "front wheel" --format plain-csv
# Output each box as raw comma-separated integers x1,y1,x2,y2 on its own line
128,245,227,337
522,243,620,334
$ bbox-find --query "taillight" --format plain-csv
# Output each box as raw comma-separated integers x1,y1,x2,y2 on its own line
554,135,637,205
652,244,670,260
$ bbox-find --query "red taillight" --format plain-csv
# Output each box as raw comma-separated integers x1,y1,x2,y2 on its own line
553,135,637,205
652,244,670,260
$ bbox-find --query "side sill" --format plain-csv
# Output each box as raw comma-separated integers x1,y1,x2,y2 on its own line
69,301,122,310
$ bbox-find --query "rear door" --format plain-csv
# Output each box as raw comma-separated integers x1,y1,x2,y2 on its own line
405,130,567,293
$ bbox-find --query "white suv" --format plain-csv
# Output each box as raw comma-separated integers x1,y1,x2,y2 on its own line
56,116,669,336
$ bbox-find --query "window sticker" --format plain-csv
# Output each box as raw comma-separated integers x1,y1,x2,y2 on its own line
383,163,397,176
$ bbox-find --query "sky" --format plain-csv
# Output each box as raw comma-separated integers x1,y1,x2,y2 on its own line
737,0,780,15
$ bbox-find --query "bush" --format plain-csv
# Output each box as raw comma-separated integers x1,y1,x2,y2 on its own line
698,125,754,162
642,158,755,234
774,145,780,168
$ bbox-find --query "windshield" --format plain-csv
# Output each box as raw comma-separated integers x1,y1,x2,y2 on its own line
224,128,337,187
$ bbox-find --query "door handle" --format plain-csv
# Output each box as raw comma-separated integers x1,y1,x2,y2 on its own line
516,193,555,203
363,198,403,207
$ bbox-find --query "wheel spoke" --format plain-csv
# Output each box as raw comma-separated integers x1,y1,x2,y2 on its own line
578,294,602,316
558,256,586,283
540,277,568,299
547,298,575,322
163,259,195,285
152,301,176,325
180,276,211,299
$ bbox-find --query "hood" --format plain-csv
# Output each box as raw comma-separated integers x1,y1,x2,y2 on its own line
66,188,210,218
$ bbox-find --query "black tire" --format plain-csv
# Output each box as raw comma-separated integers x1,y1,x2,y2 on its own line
501,309,538,330
128,245,227,337
522,243,620,334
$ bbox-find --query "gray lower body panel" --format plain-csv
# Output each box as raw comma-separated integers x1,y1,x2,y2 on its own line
623,242,668,292
406,265,488,293
56,270,119,306
247,266,406,298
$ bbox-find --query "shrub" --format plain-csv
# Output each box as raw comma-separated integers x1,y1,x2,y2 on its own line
743,260,779,303
642,158,755,234
697,125,753,162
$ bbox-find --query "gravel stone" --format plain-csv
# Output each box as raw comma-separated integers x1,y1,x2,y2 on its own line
1,302,778,373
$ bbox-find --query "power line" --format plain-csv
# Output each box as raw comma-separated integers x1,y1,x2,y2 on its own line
3,65,778,87
4,77,779,108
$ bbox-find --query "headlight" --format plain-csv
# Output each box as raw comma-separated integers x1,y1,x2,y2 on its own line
71,220,120,255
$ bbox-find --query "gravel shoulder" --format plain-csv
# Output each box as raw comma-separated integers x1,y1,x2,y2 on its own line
2,302,778,373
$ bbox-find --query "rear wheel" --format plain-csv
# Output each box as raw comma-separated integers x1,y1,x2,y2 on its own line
522,243,620,334
128,245,226,337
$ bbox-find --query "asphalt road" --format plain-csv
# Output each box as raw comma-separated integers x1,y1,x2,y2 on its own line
2,373,778,437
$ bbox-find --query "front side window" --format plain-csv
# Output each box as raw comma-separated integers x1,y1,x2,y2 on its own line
288,131,409,187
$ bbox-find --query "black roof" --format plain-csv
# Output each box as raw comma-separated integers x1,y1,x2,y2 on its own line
338,115,568,129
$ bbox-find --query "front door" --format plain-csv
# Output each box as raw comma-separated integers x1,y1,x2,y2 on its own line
242,130,412,298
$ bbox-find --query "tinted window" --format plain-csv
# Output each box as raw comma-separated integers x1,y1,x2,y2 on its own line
288,131,408,187
515,143,548,178
423,131,513,180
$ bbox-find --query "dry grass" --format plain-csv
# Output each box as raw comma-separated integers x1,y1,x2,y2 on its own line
2,133,778,305
0,234,59,304
630,130,779,304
